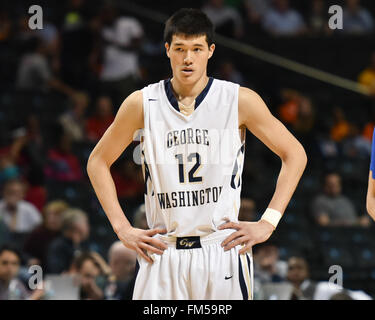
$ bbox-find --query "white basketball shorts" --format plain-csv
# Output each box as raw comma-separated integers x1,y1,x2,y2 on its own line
132,229,253,300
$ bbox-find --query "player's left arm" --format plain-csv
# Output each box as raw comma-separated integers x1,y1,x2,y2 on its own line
219,87,307,254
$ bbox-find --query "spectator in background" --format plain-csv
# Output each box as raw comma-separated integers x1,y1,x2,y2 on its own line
10,115,46,176
307,0,332,36
343,0,374,35
105,241,137,300
69,251,110,300
0,179,42,248
358,51,375,96
244,0,272,25
342,124,372,158
16,37,77,98
0,154,20,187
0,218,10,245
202,0,244,38
24,168,47,213
86,96,115,143
44,132,83,182
215,60,245,85
238,198,258,221
133,204,148,230
262,0,306,36
99,4,144,108
330,107,352,142
253,242,287,284
311,172,370,227
277,88,301,127
0,245,44,300
59,92,90,142
23,200,69,269
112,159,144,200
46,208,90,274
286,256,372,300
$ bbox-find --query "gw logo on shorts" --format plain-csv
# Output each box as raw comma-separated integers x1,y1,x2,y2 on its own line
176,236,202,249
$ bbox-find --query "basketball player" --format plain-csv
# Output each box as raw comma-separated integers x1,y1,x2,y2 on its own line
366,127,375,221
87,8,307,299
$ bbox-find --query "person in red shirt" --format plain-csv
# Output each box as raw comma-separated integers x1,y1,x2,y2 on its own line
44,132,83,182
86,96,115,143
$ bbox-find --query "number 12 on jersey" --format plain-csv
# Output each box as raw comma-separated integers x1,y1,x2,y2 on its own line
175,153,203,183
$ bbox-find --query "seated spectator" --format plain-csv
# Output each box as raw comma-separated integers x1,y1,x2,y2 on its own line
86,96,115,142
343,0,374,35
342,124,371,158
307,0,332,36
0,244,44,300
239,198,258,221
253,242,287,283
105,241,137,300
244,0,272,25
133,204,148,230
202,0,244,38
69,252,110,300
215,60,245,86
277,88,301,127
24,168,47,213
59,92,90,143
112,159,145,199
0,179,42,248
358,51,375,96
0,154,20,186
286,256,372,299
311,172,370,226
10,114,46,174
330,107,352,142
0,219,10,245
23,200,69,269
262,0,306,36
16,37,76,98
44,132,83,182
46,208,90,274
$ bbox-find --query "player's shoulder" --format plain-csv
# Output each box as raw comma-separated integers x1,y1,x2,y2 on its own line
238,86,262,105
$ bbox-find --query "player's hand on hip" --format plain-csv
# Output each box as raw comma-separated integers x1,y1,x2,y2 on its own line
218,220,274,254
116,226,168,263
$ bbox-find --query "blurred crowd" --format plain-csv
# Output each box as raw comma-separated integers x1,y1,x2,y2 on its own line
0,0,375,299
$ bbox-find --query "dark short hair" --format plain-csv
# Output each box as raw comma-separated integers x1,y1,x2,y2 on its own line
164,8,214,46
0,244,22,262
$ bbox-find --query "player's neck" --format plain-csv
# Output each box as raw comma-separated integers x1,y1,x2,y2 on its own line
170,74,209,101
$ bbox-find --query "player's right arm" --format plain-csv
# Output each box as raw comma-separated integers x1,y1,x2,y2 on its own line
87,90,167,263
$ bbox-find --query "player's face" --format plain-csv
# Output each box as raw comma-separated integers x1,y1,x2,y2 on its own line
165,34,215,85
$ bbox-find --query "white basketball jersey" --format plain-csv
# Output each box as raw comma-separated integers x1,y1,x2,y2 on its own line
140,77,246,237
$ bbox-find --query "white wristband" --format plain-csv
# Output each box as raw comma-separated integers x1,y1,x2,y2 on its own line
261,208,282,229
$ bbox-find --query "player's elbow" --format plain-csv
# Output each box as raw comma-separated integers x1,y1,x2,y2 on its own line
87,151,107,178
282,142,307,172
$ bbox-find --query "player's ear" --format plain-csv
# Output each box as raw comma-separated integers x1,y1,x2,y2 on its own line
208,43,215,59
165,42,170,58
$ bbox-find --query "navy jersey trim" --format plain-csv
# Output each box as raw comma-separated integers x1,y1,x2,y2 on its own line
164,77,214,112
238,255,248,300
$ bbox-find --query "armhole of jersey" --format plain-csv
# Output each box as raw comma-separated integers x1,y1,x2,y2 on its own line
235,84,246,146
141,87,149,131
